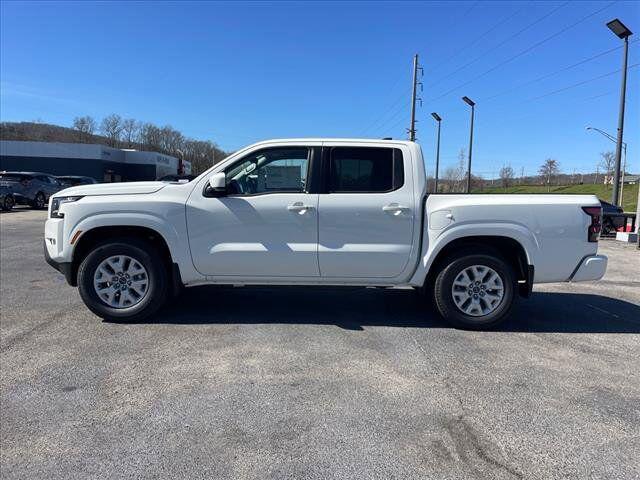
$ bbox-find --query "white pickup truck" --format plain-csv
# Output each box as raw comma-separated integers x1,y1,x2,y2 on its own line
44,139,607,329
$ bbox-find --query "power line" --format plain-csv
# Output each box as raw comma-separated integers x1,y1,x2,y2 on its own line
461,0,481,19
470,65,638,126
427,1,530,77
481,39,638,102
370,94,411,136
427,0,565,91
360,76,412,136
385,109,412,136
530,63,638,101
582,89,617,101
426,1,617,104
363,1,502,137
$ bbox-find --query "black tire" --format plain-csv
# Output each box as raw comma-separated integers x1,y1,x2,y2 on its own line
2,195,14,211
77,238,168,322
32,192,46,210
433,252,515,330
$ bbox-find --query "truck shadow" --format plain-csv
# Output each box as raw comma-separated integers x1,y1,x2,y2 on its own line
144,286,640,334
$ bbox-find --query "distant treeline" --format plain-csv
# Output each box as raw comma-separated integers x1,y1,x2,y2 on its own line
0,116,229,174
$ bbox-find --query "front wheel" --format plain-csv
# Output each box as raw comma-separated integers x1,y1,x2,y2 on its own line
32,192,46,209
77,239,168,322
2,195,14,211
433,253,515,330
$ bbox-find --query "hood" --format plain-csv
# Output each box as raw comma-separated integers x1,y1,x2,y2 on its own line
57,181,167,197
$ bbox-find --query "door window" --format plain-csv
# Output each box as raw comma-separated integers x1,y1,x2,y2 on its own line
329,147,403,193
224,147,310,195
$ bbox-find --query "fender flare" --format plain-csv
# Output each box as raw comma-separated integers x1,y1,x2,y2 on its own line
69,212,181,256
409,222,539,287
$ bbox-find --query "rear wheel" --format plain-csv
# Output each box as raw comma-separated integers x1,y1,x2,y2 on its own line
77,239,168,322
433,253,515,330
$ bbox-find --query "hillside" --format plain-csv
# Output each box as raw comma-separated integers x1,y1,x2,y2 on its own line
1,121,107,144
474,183,638,212
1,121,228,174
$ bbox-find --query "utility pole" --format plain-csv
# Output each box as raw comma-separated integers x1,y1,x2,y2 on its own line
606,19,633,206
408,54,422,141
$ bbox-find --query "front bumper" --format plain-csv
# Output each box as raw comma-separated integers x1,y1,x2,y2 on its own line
569,254,608,282
44,240,76,286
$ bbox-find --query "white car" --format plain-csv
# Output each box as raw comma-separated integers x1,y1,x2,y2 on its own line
44,139,607,329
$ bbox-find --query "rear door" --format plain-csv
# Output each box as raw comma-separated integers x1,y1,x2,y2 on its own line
318,143,415,278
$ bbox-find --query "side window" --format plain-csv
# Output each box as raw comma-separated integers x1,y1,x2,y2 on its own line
329,147,404,193
224,147,310,195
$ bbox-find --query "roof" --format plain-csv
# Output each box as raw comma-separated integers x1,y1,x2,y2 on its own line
0,171,50,176
252,137,413,144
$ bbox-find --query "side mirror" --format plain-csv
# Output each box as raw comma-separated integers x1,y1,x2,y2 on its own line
208,172,226,192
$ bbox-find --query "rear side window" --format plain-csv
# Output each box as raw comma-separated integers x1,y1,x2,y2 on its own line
329,147,404,193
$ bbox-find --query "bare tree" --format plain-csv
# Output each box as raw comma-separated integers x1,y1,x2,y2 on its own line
100,114,123,146
539,158,560,192
598,151,615,186
72,116,96,142
441,166,458,193
139,122,162,150
121,119,140,148
159,125,185,155
499,165,515,189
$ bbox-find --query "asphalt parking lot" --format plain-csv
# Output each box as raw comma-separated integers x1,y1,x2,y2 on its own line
1,208,639,480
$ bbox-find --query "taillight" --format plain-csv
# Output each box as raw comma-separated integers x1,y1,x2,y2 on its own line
582,206,602,242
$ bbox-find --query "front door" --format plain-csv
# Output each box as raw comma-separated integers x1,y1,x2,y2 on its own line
318,145,415,278
186,146,320,277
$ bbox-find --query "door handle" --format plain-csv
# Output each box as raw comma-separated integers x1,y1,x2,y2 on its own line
287,202,313,214
382,203,410,216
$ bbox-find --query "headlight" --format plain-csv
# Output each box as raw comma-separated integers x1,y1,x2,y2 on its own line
50,196,83,218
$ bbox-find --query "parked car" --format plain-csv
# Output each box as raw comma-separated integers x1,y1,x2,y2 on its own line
0,185,15,211
600,200,625,235
158,174,196,183
0,171,65,209
57,176,98,187
44,139,607,329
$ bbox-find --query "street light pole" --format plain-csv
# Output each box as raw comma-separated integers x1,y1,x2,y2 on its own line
431,112,442,193
462,96,475,193
606,18,633,206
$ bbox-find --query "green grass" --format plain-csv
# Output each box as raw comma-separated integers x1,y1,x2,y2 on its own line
473,183,638,212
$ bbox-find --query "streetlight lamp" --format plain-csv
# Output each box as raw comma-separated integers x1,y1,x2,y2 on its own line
431,112,442,193
462,96,475,193
586,126,627,205
606,18,633,206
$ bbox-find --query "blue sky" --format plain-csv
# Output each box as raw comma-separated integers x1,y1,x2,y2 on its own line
1,0,638,178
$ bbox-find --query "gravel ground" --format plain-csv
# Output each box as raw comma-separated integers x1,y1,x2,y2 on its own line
1,208,639,480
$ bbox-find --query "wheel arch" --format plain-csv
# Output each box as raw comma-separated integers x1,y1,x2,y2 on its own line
69,225,180,291
420,235,533,298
